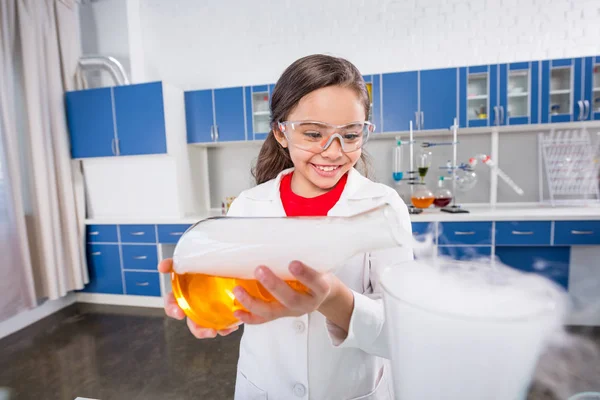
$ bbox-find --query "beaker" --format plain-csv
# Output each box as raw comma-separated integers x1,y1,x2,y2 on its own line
433,176,453,207
411,182,434,209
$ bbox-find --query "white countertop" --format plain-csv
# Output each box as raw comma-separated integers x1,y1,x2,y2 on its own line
84,203,600,225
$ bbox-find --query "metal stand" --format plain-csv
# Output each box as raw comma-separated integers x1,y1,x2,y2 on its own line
407,121,422,214
441,118,469,214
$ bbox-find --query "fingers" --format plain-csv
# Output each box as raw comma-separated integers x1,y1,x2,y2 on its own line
164,291,185,320
157,258,173,274
233,310,268,325
217,325,240,336
288,261,330,299
255,266,308,311
186,317,217,339
233,285,284,321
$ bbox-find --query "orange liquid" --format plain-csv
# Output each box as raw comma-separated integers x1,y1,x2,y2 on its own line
411,196,434,209
171,272,308,330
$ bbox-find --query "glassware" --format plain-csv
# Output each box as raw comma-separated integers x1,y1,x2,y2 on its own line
171,203,413,330
418,150,432,181
455,168,478,192
411,182,434,209
392,139,404,182
433,176,453,207
381,259,566,400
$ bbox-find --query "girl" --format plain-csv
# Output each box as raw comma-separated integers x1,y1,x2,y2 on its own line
158,54,413,399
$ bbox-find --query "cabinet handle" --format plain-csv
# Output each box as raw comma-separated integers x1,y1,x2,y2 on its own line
415,111,420,130
210,125,215,141
577,100,584,120
115,138,120,156
111,138,116,155
420,111,424,129
571,230,593,235
169,232,184,236
493,106,499,125
130,232,145,236
511,230,534,235
454,231,475,235
215,125,219,141
135,282,150,287
583,100,590,120
91,251,102,256
89,231,99,235
500,106,505,125
133,256,147,260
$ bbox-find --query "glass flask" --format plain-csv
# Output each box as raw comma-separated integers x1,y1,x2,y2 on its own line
171,204,414,330
411,182,434,209
455,168,478,192
418,150,432,181
433,176,453,207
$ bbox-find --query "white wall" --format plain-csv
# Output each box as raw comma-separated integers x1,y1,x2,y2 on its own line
138,0,600,90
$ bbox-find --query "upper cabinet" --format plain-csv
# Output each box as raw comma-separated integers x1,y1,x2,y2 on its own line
363,75,382,133
584,56,600,121
65,82,172,158
382,71,419,132
186,86,247,143
245,85,271,141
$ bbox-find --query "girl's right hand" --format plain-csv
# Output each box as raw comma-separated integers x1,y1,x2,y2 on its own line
158,258,240,339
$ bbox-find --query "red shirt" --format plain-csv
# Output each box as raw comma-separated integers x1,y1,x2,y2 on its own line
279,172,348,217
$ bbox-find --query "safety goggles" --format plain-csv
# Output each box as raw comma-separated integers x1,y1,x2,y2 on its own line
277,120,375,153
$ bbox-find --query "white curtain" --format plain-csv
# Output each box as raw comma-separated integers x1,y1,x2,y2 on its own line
0,0,87,321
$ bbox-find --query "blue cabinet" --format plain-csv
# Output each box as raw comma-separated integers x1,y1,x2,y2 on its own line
382,71,419,132
82,244,123,294
65,82,169,158
157,224,192,244
495,221,552,246
119,225,156,243
583,56,600,121
65,88,115,158
121,245,158,271
87,224,118,243
541,58,586,123
113,82,167,156
438,221,492,246
124,271,161,297
185,89,214,143
420,68,458,130
554,221,600,245
245,85,271,141
498,62,540,125
460,65,492,128
495,246,570,290
438,245,492,260
186,87,246,143
364,75,382,133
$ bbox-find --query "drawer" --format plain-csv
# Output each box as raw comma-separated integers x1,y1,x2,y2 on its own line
119,224,156,243
554,221,600,245
122,245,158,271
411,222,436,243
438,222,492,245
124,271,161,297
495,221,552,246
495,247,570,290
87,225,118,243
82,244,123,294
438,246,492,260
157,224,192,244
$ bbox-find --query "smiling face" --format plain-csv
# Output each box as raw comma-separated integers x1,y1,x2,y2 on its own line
274,85,365,198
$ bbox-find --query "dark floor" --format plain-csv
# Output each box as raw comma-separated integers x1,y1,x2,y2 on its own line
0,304,598,400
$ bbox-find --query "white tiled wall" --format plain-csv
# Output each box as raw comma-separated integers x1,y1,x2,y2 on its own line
137,0,600,90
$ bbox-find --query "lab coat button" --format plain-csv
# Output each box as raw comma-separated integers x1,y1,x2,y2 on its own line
293,383,306,397
293,320,305,333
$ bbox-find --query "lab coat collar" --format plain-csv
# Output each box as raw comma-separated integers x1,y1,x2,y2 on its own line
243,167,388,202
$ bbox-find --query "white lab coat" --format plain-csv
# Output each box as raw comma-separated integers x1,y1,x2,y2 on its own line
227,167,414,400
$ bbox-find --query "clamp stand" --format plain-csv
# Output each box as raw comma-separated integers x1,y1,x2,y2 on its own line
441,118,469,214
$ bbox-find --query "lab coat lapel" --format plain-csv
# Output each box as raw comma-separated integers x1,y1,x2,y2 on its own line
328,168,389,217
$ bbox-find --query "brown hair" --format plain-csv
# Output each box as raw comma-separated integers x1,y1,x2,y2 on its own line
251,54,373,185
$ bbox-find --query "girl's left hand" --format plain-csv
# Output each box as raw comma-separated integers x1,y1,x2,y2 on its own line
233,260,335,324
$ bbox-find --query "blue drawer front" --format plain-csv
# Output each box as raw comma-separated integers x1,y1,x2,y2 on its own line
438,222,492,245
87,225,118,243
119,225,157,243
122,245,158,271
495,246,570,290
438,246,492,260
554,221,600,245
157,224,192,244
83,244,123,294
411,222,436,242
495,221,552,246
124,271,161,297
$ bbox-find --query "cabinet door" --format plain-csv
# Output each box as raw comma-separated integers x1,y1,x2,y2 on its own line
419,68,458,130
499,62,540,126
460,65,492,128
214,87,246,142
541,58,584,123
382,71,418,132
113,82,167,156
584,56,600,121
82,244,123,294
247,85,270,141
495,246,570,290
65,87,115,158
185,89,214,143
